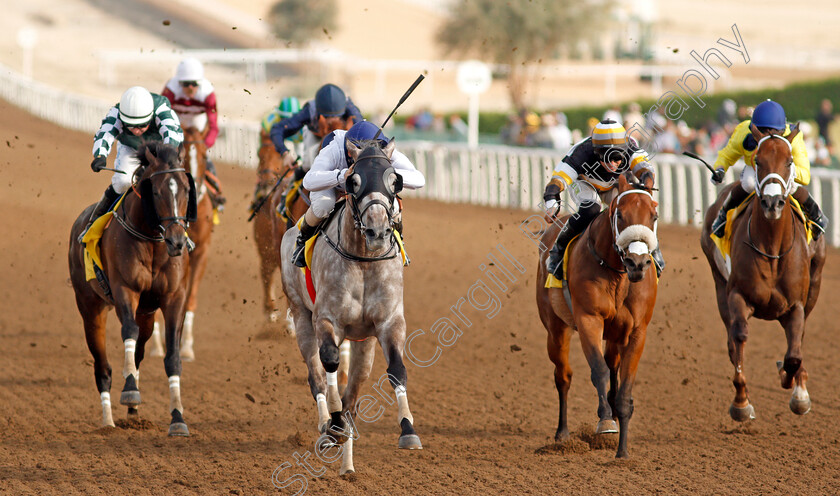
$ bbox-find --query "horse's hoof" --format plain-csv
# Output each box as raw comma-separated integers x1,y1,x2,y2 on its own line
339,468,355,476
127,407,139,417
120,391,141,407
729,403,756,422
596,419,618,434
790,388,811,415
180,348,195,362
168,422,190,437
101,420,116,428
398,434,423,450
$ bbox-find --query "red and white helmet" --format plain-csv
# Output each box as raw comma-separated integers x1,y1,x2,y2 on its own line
119,86,154,125
175,57,204,82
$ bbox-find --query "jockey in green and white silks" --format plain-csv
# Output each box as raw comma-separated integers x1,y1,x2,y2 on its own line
79,86,183,242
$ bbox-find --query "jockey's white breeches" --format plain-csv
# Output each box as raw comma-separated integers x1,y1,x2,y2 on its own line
112,142,141,194
736,165,799,194
567,179,618,209
179,112,207,132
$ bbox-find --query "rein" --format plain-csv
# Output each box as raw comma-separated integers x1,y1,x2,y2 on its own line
321,202,400,263
586,223,626,274
743,205,797,260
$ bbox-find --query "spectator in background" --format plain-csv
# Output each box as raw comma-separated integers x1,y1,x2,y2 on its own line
816,98,834,154
499,113,523,146
717,98,738,131
547,112,572,150
623,102,644,131
449,114,468,139
603,105,622,125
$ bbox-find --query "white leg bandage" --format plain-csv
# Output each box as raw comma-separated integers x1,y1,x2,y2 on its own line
122,339,137,379
169,375,183,413
395,385,414,425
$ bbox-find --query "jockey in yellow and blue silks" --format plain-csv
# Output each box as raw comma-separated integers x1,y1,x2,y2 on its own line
542,119,664,280
710,99,828,239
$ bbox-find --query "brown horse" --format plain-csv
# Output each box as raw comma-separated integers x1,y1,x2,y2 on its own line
251,116,353,326
536,172,660,458
149,126,215,360
700,124,825,421
68,142,197,435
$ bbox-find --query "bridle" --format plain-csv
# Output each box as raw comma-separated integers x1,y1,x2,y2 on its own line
610,188,658,260
115,167,190,242
754,134,795,200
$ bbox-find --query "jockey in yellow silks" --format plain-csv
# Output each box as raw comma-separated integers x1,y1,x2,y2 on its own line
710,99,828,239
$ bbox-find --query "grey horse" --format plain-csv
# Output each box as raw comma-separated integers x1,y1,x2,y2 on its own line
280,139,422,475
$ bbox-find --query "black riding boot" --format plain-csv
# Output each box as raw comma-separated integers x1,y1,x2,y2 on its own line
546,218,583,279
793,188,828,239
711,186,750,238
651,245,666,277
292,220,319,268
205,159,226,211
78,185,120,243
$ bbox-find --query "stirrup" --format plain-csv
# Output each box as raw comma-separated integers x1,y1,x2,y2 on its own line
711,210,727,238
292,242,307,268
77,224,92,244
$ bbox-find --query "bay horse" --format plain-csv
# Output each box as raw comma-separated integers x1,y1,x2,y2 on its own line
68,141,197,435
252,117,354,326
150,126,215,360
700,124,825,421
279,138,420,475
536,172,660,458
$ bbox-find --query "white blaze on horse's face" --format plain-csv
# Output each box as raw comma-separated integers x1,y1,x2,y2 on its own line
168,177,179,215
612,189,658,281
754,134,795,221
188,144,198,178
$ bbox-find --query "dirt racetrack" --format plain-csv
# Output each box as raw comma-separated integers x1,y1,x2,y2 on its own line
1,97,840,495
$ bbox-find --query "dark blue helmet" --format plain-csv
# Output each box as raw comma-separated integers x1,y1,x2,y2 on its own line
315,83,347,117
345,121,388,147
751,99,786,130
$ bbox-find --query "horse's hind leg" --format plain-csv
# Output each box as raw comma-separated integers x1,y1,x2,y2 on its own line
81,302,114,427
181,238,210,362
294,310,328,432
605,341,621,422
161,294,190,436
379,323,422,450
727,292,755,421
546,318,573,442
779,304,810,415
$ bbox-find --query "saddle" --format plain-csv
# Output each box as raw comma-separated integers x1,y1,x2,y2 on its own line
710,193,812,262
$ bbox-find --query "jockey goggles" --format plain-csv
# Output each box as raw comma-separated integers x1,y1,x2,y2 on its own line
180,80,199,88
596,147,628,173
123,120,151,130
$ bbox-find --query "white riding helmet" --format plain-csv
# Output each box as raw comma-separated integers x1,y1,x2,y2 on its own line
176,57,204,82
118,86,154,126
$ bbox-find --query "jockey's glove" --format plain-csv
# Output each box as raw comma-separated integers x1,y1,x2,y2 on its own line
544,183,562,202
91,156,106,173
710,167,726,185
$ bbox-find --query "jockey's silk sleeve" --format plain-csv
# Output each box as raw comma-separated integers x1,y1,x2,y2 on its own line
92,106,121,157
391,151,425,189
303,134,346,192
270,103,311,155
203,92,219,148
154,100,183,147
791,131,810,185
715,119,811,185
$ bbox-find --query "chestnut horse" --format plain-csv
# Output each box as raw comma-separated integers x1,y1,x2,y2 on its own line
700,124,825,421
151,126,215,360
536,172,660,458
252,116,354,326
68,142,197,435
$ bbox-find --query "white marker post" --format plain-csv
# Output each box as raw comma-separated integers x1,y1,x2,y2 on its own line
456,60,492,150
16,27,38,79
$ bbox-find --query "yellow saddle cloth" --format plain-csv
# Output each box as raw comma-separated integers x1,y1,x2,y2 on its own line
544,234,582,289
82,194,127,282
709,193,812,260
277,179,304,223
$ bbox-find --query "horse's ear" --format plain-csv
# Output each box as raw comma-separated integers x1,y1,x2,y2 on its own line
787,122,800,143
317,114,329,137
346,139,362,162
383,139,396,160
749,123,765,141
144,146,156,166
618,171,631,191
178,142,186,163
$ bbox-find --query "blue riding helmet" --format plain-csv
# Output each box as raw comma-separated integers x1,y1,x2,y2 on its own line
751,99,786,130
315,83,347,117
345,121,389,147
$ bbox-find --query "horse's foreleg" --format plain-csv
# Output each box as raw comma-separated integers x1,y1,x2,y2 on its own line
380,324,422,450
779,304,810,415
181,242,209,362
577,315,616,434
113,292,142,409
338,341,351,390
546,320,573,442
613,331,647,459
604,341,621,422
727,292,755,421
129,311,155,417
82,304,114,427
162,294,189,437
336,338,376,476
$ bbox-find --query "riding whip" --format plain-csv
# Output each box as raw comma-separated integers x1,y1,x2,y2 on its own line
373,74,425,141
682,151,723,182
247,164,295,222
101,168,126,174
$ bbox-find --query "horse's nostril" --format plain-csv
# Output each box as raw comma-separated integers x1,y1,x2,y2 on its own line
364,228,376,238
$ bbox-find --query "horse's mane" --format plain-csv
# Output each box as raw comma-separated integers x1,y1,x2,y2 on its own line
133,142,181,182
